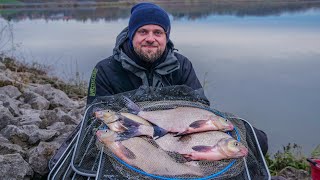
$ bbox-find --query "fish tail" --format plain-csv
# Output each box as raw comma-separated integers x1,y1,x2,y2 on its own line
153,125,168,139
116,127,142,141
120,116,143,128
123,96,140,115
116,124,154,141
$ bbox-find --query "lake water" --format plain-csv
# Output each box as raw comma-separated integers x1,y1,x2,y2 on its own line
1,1,320,155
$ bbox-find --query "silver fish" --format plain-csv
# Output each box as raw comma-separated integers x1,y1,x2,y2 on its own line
95,110,167,139
123,97,234,136
95,110,151,126
96,130,204,176
155,131,248,161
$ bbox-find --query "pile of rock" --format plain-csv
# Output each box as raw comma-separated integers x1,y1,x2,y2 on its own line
0,61,86,179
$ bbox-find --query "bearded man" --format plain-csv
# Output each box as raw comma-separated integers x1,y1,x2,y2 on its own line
87,2,203,105
86,2,268,155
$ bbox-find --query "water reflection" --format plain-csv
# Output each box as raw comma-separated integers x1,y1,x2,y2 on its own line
1,1,320,22
0,1,320,155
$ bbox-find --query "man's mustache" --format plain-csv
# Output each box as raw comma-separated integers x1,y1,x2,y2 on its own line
141,42,158,47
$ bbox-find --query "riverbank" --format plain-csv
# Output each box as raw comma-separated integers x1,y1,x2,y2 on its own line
1,0,140,9
1,0,319,9
0,56,86,179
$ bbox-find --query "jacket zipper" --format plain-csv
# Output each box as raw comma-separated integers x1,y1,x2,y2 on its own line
147,70,153,86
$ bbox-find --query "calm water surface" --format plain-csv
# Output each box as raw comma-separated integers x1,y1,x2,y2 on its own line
1,1,320,155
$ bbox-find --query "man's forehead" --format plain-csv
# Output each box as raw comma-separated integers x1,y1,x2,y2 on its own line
137,24,165,31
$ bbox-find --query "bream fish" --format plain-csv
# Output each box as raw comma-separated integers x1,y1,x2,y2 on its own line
155,131,248,161
96,130,204,176
123,97,234,136
95,110,167,139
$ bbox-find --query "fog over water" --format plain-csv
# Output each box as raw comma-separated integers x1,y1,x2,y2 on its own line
1,1,320,155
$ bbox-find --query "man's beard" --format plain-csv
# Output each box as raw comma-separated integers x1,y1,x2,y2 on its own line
134,46,164,63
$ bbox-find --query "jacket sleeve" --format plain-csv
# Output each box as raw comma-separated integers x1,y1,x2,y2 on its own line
86,62,114,106
178,55,203,90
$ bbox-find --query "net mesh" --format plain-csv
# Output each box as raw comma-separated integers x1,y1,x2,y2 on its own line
72,85,269,179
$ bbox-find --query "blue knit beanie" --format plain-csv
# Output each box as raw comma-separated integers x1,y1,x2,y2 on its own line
128,2,171,48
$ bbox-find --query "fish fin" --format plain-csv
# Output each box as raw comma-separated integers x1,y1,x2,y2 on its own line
118,143,136,159
123,96,140,115
153,125,168,139
119,116,143,128
189,120,208,128
173,130,189,137
192,145,213,152
116,127,143,141
181,154,193,162
116,123,155,140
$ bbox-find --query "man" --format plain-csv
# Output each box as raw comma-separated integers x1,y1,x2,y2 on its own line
86,2,202,105
50,2,268,173
86,2,268,155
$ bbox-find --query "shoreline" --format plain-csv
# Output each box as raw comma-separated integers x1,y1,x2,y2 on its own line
1,0,319,9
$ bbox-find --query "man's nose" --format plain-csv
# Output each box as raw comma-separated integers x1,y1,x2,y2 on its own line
145,33,156,42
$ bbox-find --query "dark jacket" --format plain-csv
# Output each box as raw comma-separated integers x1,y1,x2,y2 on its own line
87,27,202,105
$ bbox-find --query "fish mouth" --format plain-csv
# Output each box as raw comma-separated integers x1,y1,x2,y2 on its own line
228,124,235,131
223,126,234,131
240,147,249,156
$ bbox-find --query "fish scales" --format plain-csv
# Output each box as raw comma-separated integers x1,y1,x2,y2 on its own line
138,107,225,132
96,130,204,177
155,131,231,152
155,131,248,161
124,97,234,135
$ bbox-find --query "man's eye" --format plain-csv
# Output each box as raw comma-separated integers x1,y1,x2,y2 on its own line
138,30,147,34
155,31,164,36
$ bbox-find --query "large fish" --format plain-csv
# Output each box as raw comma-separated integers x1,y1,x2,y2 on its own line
155,131,248,161
123,97,234,136
96,130,204,176
95,110,151,125
95,110,167,139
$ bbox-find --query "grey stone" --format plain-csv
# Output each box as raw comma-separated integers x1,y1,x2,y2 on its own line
68,107,84,122
47,122,77,135
28,141,60,175
20,108,41,116
0,125,29,147
0,94,21,116
0,85,22,99
0,153,33,180
0,124,59,146
0,134,10,143
0,142,26,157
51,132,72,145
19,103,32,109
22,125,59,145
46,122,65,130
0,61,5,70
0,105,15,130
40,108,79,128
0,71,13,85
27,84,78,109
23,90,50,110
17,113,42,127
278,166,310,180
29,96,50,110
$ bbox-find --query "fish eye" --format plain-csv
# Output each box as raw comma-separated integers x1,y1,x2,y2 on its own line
234,142,239,146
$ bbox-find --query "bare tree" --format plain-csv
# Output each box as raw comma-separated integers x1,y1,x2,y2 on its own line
0,20,15,57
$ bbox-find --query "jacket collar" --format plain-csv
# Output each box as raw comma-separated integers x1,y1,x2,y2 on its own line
113,27,180,87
